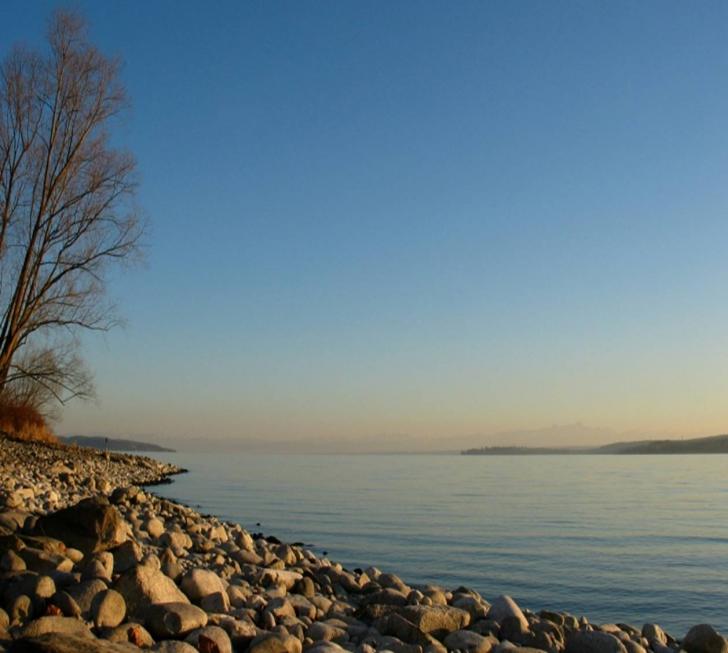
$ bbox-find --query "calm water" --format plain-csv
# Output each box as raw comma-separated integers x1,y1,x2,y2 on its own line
150,452,728,635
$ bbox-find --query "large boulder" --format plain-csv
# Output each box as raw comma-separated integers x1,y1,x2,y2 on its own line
114,564,189,618
683,625,728,653
32,497,127,555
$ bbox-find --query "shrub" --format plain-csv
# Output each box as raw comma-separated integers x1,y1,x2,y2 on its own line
0,400,58,444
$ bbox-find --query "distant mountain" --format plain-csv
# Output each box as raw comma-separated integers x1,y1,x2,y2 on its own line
60,435,175,453
463,433,728,455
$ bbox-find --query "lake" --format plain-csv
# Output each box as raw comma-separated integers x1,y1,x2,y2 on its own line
150,452,728,635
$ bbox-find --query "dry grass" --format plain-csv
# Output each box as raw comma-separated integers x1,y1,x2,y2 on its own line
0,401,58,444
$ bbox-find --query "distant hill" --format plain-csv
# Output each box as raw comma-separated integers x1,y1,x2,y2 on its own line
595,433,728,455
463,433,728,455
60,435,175,453
462,446,583,455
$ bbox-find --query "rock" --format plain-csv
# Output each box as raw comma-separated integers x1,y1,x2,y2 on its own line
200,591,230,613
566,631,628,653
160,549,183,581
91,589,126,629
32,497,127,555
375,612,431,646
146,518,165,539
65,579,108,619
398,605,471,639
102,622,155,647
248,632,303,653
294,577,315,599
451,596,489,621
260,569,302,590
144,602,208,639
20,616,93,639
308,621,348,643
443,630,498,653
499,615,529,643
159,531,192,552
265,598,295,621
111,540,142,574
683,625,728,653
185,625,233,653
18,548,72,574
306,642,347,653
622,640,647,653
154,642,199,653
361,589,409,607
641,624,667,646
3,573,56,606
8,632,141,652
114,564,190,617
82,558,111,582
487,596,528,631
48,592,81,618
1,549,26,571
180,568,226,603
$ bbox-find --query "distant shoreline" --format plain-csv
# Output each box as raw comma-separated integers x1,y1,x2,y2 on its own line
462,432,728,455
59,434,175,453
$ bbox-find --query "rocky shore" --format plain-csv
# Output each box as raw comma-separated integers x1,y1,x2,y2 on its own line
0,436,726,653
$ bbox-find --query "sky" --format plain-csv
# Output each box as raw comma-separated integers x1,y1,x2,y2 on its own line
1,1,728,449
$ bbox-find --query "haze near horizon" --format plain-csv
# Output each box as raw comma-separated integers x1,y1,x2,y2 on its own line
2,1,727,449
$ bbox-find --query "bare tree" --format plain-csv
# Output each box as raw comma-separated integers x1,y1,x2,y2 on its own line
0,11,141,412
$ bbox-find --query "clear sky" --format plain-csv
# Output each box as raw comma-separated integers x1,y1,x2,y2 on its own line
2,1,728,447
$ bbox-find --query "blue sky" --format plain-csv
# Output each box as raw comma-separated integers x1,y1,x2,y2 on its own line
2,2,728,445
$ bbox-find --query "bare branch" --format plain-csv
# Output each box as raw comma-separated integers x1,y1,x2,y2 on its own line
0,10,140,408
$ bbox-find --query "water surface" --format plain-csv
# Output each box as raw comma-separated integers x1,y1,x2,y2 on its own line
150,452,728,635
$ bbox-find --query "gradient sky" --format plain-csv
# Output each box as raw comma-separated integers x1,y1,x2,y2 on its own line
2,1,728,446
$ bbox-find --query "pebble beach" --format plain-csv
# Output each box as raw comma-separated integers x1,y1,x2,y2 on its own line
0,435,726,653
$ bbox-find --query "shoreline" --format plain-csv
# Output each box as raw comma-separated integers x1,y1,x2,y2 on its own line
0,436,725,653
